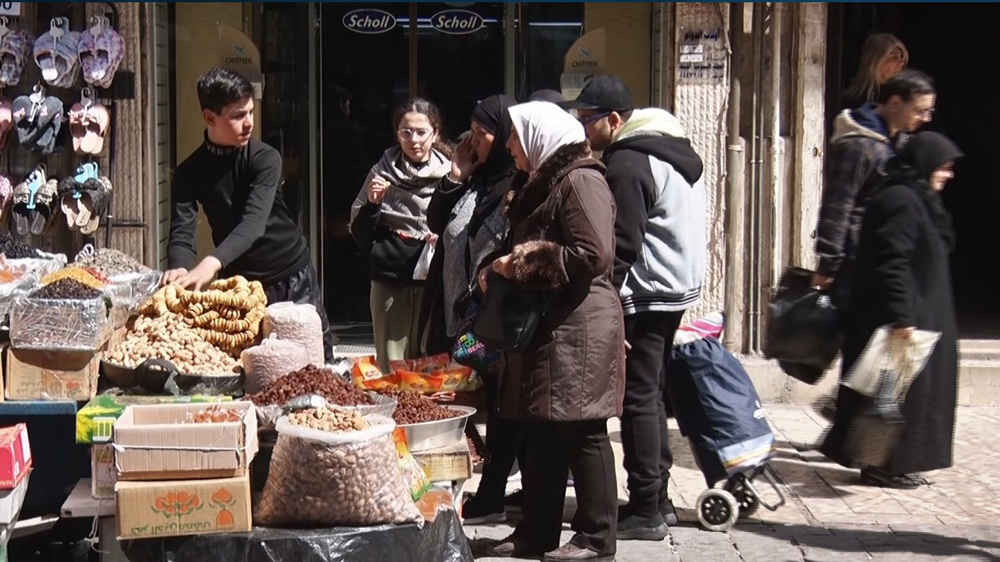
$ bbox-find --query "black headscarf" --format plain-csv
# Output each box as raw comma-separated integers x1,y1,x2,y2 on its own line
467,95,517,237
885,131,963,250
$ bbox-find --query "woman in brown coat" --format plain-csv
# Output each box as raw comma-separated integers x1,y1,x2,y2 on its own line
481,101,624,562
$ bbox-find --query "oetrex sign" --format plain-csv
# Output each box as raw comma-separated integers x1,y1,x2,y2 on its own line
343,9,396,34
431,9,484,35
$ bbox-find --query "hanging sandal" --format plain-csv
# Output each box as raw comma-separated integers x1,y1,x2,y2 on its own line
33,94,64,155
0,97,11,150
78,175,111,235
11,165,45,237
80,16,126,88
11,87,44,148
0,28,34,87
69,89,108,155
0,175,13,224
31,179,58,236
59,162,98,230
34,18,80,88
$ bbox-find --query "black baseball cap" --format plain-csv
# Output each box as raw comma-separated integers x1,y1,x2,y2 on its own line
561,75,634,112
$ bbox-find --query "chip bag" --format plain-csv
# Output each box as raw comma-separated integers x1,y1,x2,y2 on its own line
351,356,401,390
393,427,431,501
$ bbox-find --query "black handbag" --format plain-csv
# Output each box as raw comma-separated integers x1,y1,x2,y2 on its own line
472,270,548,352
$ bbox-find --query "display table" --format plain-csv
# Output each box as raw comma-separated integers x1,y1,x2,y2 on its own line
121,505,474,562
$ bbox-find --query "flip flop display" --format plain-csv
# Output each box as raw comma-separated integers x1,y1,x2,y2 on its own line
0,28,34,87
11,165,46,238
78,175,111,235
31,178,59,236
0,98,12,150
69,88,109,155
0,175,13,223
79,17,125,89
12,87,65,155
59,162,99,231
34,17,81,88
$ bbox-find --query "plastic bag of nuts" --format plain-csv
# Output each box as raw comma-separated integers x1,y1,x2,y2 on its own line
255,413,422,527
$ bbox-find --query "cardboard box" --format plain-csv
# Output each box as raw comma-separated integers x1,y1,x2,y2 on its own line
5,348,100,401
0,470,29,524
115,474,251,540
114,402,258,480
77,394,234,445
92,444,116,500
0,424,31,489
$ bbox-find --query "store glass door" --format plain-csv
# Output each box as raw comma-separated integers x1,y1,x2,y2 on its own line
319,3,504,326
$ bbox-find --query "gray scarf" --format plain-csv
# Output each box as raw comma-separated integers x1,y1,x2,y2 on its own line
350,146,452,237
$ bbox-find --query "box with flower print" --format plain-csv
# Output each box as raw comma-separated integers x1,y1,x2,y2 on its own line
115,474,250,540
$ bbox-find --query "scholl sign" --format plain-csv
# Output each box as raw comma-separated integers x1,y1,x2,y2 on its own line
343,9,396,35
431,9,484,35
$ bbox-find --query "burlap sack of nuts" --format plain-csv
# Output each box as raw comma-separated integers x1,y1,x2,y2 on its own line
255,414,422,527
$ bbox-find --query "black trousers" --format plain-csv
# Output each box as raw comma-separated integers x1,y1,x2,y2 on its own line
513,419,617,556
262,263,336,363
476,371,525,504
620,310,685,517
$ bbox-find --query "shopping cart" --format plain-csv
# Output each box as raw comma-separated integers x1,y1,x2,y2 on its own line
665,314,786,531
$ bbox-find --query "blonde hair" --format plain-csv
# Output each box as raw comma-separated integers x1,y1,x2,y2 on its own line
845,33,909,106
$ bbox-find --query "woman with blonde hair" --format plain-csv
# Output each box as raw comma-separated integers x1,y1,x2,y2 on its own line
843,33,909,109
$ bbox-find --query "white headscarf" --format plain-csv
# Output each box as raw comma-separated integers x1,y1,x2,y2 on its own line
508,101,586,171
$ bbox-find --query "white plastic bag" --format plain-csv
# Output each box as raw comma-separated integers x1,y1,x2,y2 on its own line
843,325,941,400
412,234,437,281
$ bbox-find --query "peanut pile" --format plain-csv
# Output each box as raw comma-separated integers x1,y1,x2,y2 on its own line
248,365,375,407
288,407,368,433
377,388,463,425
188,405,242,423
104,313,238,374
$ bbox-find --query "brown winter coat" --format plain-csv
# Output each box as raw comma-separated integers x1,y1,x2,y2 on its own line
494,143,626,422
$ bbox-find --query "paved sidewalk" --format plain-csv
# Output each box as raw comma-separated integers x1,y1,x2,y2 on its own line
464,405,1000,561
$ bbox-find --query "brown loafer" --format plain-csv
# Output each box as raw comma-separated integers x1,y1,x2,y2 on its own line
543,542,615,562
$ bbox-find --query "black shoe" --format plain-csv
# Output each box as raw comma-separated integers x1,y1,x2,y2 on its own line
658,497,678,526
616,512,668,541
860,467,920,490
486,535,545,559
462,494,506,524
544,542,615,561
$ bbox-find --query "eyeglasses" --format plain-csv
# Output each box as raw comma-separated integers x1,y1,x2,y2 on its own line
577,111,611,126
397,128,433,141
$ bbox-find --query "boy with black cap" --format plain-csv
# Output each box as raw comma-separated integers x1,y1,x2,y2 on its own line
163,67,335,362
564,75,707,540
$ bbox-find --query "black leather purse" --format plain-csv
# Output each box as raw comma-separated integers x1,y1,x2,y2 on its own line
472,270,548,352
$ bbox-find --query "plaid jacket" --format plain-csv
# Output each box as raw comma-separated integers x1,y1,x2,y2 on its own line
814,107,903,276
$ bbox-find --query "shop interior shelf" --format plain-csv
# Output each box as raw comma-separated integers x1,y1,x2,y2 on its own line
0,401,79,416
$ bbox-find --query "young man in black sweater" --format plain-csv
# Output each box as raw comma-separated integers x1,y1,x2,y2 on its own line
162,67,334,362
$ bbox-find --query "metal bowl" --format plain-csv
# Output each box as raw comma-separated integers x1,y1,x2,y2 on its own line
399,405,477,452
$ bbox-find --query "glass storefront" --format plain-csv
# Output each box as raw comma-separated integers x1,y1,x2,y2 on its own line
165,2,588,330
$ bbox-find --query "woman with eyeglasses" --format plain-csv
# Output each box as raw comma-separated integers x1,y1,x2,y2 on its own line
350,98,453,372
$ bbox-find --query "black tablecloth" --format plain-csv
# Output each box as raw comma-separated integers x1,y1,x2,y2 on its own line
121,507,474,562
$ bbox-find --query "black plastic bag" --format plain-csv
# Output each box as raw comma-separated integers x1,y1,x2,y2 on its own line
763,267,842,384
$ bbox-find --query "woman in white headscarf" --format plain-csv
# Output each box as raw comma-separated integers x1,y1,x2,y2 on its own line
478,101,624,562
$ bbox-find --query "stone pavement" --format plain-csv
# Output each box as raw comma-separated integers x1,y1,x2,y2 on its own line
464,405,1000,561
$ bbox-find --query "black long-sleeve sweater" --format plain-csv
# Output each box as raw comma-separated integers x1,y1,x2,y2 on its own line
167,137,310,286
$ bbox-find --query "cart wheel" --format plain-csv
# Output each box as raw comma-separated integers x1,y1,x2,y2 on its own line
724,477,761,519
696,489,739,532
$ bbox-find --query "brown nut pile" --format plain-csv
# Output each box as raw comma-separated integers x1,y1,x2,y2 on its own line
30,278,105,300
377,388,462,425
255,422,422,527
138,276,267,355
248,365,375,407
188,405,242,423
288,407,368,433
104,314,239,374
